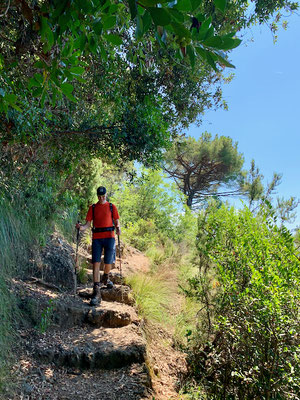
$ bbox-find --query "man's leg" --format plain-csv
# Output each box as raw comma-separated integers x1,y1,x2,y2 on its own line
101,238,115,288
101,263,112,287
93,262,101,283
90,240,102,306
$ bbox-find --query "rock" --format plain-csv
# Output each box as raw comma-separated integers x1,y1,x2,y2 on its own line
54,303,90,328
78,285,133,305
87,307,132,328
39,233,76,293
101,286,134,305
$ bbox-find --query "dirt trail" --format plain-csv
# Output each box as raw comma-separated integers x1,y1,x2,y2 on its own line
6,245,186,400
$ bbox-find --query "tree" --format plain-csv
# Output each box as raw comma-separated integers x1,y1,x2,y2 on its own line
163,133,244,208
241,159,299,224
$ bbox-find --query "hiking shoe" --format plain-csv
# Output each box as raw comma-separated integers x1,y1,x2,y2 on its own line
89,283,101,306
101,273,114,289
105,279,114,289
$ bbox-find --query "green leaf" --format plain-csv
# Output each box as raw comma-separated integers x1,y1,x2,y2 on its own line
69,66,85,75
174,0,192,12
75,34,87,51
128,0,137,19
10,103,22,112
186,45,195,69
170,21,191,39
142,11,152,34
148,7,171,26
34,73,43,84
190,0,202,11
195,46,218,71
73,75,87,83
100,0,111,12
28,78,39,89
88,36,98,54
108,4,118,14
40,91,46,108
61,82,74,95
58,14,70,32
102,15,117,30
168,9,185,23
204,26,214,40
204,51,218,71
34,60,46,69
204,36,241,50
45,26,54,47
195,17,212,40
214,0,227,13
214,52,235,68
136,14,144,39
99,43,108,61
51,0,68,18
5,94,17,104
64,91,77,102
104,34,123,45
93,21,103,35
32,87,43,97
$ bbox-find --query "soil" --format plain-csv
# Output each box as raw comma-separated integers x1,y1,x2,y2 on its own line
5,241,187,400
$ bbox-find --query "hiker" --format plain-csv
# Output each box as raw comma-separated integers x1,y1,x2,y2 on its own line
76,186,121,306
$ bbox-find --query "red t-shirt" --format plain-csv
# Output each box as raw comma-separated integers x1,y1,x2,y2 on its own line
86,202,120,239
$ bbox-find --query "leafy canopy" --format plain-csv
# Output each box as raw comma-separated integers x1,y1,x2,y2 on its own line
1,0,297,113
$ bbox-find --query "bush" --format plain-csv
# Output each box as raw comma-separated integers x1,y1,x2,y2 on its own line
185,202,300,399
123,219,158,251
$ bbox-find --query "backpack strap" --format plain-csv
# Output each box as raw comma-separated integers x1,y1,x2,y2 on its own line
109,203,115,227
92,204,95,229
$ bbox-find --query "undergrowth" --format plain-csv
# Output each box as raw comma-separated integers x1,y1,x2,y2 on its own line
0,194,79,394
126,272,172,323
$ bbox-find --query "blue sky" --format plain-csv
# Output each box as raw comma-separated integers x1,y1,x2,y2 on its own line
187,12,300,230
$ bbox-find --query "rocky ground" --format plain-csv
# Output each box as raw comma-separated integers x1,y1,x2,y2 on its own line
3,235,186,400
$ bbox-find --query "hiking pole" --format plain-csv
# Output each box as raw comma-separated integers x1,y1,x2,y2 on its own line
117,234,124,302
74,220,80,296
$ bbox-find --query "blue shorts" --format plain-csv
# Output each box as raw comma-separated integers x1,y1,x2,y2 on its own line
92,238,115,264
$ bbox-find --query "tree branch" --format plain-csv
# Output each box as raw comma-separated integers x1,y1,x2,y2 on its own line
0,0,10,17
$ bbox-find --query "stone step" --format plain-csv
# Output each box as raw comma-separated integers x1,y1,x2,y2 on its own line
78,285,133,305
33,325,146,370
56,300,137,329
18,286,136,329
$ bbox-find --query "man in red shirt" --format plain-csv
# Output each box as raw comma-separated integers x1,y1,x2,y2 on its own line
76,186,121,306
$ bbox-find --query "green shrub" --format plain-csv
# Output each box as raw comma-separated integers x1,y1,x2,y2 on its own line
77,264,88,284
185,202,300,399
123,219,158,251
37,299,56,333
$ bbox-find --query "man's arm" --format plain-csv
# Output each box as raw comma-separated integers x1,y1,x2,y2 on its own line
76,221,91,231
114,218,121,235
